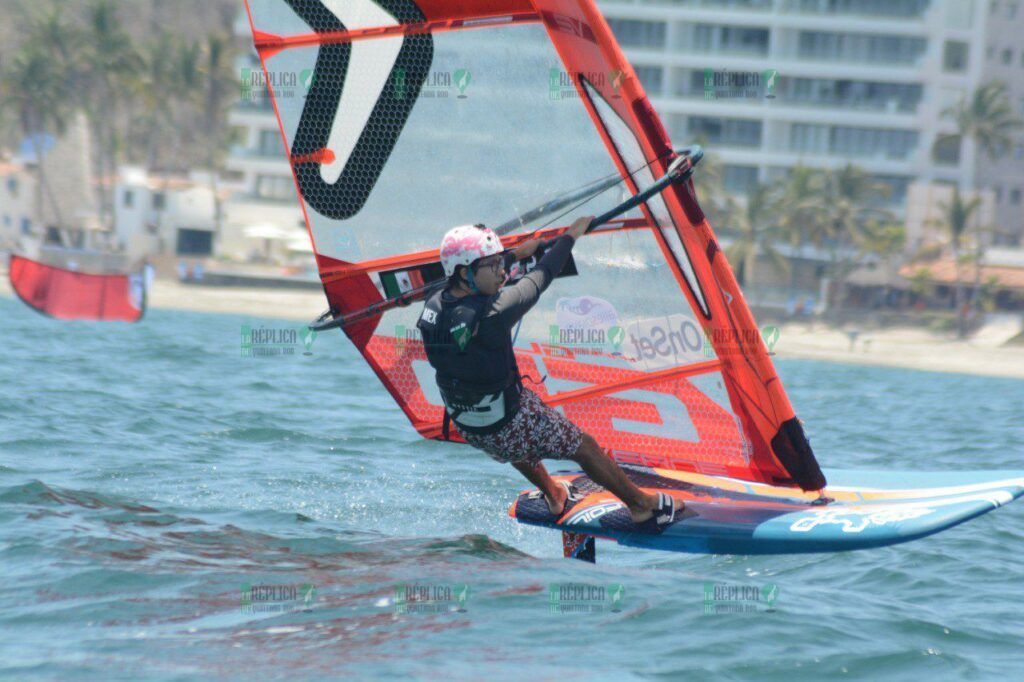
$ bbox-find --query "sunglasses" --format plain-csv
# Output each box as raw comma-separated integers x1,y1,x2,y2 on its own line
473,254,508,276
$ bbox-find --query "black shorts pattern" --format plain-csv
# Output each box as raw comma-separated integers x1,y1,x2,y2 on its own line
459,388,584,465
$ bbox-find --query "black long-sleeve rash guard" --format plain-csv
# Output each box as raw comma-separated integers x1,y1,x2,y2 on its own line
441,234,576,350
483,233,574,328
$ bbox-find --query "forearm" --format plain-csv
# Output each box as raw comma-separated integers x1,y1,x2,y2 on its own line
491,235,575,326
533,234,574,283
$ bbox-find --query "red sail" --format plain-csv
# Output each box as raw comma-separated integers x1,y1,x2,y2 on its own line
243,0,824,490
8,254,146,323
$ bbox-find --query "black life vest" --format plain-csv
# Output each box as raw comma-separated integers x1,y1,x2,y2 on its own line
417,288,521,435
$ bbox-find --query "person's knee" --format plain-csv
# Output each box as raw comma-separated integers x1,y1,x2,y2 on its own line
511,460,531,474
571,433,601,462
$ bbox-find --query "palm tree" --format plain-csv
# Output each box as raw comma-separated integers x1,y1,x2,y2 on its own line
855,219,905,308
0,41,74,246
199,35,235,156
857,220,905,259
166,38,204,165
819,165,894,312
722,183,789,295
909,267,932,309
32,3,82,69
1,2,86,246
964,223,1012,311
134,31,178,170
929,188,981,337
943,81,1024,159
198,33,238,247
940,82,1022,324
774,165,827,296
690,136,726,226
77,0,143,230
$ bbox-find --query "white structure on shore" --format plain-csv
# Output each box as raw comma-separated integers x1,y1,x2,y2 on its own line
112,166,221,264
0,112,102,254
0,158,35,252
600,0,1024,244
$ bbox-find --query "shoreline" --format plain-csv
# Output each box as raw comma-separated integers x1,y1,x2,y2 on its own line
3,277,1023,380
772,322,1024,380
146,278,326,322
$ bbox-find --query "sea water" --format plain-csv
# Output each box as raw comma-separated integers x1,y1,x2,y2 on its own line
1,295,1022,680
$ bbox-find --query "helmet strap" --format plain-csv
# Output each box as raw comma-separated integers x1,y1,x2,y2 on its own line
464,265,480,294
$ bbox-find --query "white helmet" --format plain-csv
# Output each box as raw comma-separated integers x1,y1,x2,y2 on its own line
439,224,503,277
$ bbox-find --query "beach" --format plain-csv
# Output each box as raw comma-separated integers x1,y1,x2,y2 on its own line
3,276,1023,380
773,321,1024,381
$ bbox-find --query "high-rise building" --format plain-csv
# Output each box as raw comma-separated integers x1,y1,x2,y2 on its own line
600,0,1024,244
974,0,1024,245
222,3,1024,247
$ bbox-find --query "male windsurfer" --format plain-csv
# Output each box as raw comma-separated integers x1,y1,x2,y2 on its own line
417,221,679,530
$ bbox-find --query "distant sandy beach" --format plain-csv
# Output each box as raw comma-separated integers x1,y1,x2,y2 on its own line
0,276,325,324
773,321,1024,380
3,276,1023,380
146,278,327,322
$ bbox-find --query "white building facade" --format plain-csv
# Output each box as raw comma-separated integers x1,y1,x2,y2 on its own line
599,0,1024,243
0,161,36,252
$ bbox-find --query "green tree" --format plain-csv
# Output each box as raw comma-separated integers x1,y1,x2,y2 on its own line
0,41,74,245
855,219,905,308
722,183,788,294
167,37,204,163
77,0,143,230
928,188,981,336
134,31,178,170
690,137,726,226
774,165,827,296
943,81,1024,159
818,165,894,312
198,33,238,242
31,3,82,69
909,267,932,307
941,81,1023,316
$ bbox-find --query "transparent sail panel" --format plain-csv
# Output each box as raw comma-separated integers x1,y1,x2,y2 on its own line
263,24,654,261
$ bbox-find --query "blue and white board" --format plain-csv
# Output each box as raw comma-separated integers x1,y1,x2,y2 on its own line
510,466,1024,554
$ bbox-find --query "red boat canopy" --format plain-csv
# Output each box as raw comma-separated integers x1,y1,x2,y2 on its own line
8,254,147,323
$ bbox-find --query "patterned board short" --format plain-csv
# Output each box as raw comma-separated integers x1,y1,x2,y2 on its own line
459,387,584,465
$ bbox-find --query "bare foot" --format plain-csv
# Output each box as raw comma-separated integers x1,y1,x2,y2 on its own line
545,482,569,515
628,492,661,524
